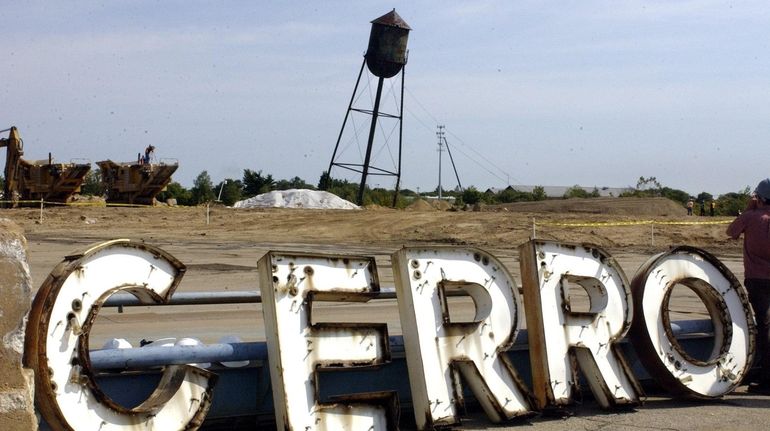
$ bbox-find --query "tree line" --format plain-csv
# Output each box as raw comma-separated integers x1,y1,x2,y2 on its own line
6,170,749,215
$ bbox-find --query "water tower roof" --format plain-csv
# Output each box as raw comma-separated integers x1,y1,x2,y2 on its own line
371,9,411,30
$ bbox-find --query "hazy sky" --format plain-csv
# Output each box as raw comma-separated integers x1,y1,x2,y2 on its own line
3,1,769,196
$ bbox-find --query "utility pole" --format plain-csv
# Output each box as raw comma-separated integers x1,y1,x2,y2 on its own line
436,125,445,200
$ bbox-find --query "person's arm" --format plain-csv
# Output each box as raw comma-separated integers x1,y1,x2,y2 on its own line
727,197,758,239
726,217,743,239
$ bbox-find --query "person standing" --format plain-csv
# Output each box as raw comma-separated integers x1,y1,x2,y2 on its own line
687,199,694,216
727,178,770,394
710,200,716,217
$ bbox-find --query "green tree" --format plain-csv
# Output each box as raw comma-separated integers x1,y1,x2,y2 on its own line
461,186,483,205
496,187,535,203
660,187,690,205
215,179,243,206
620,177,689,205
275,176,314,191
190,171,216,205
80,169,103,196
327,179,359,204
532,186,547,201
318,171,331,190
696,192,714,203
636,176,662,192
564,185,590,199
157,181,192,205
242,169,274,197
716,188,751,216
320,175,360,203
497,188,518,203
362,187,394,207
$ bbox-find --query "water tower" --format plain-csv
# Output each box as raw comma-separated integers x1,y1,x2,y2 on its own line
326,10,411,206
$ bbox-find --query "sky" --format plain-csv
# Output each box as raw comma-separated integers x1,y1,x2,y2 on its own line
2,1,769,196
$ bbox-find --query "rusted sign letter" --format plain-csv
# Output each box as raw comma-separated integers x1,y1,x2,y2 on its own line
393,247,533,430
259,252,398,430
628,246,755,398
519,240,642,409
24,240,216,431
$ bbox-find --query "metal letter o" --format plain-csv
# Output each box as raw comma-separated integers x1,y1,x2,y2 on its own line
628,246,755,398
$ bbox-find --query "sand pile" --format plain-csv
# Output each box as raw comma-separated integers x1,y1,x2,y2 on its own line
233,189,359,210
406,198,454,211
406,199,435,211
432,200,452,211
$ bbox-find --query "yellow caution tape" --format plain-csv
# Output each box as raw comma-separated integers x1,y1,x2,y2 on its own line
540,220,653,227
0,199,46,205
0,199,154,208
653,220,731,226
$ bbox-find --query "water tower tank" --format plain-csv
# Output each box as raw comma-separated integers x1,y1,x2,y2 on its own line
365,10,411,79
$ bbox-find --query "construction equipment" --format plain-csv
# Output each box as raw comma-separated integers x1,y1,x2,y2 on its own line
1,126,91,207
97,158,178,205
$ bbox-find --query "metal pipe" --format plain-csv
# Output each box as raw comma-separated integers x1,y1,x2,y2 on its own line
101,289,481,307
90,342,267,369
101,292,723,339
89,320,715,370
102,289,416,307
103,291,263,307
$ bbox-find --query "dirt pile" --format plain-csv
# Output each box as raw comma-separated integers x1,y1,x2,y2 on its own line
432,200,452,211
406,199,435,211
406,198,454,211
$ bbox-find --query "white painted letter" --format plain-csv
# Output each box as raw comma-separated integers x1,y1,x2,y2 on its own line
519,240,642,409
25,239,216,431
259,252,397,430
393,247,532,430
628,246,754,398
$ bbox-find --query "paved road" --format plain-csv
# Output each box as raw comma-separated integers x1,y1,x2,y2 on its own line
457,390,770,431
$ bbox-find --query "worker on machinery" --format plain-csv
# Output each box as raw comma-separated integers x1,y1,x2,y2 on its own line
142,145,156,165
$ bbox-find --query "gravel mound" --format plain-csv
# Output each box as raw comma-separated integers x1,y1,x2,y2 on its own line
233,189,359,210
406,199,435,211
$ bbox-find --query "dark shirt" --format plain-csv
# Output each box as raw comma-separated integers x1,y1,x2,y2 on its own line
727,207,770,279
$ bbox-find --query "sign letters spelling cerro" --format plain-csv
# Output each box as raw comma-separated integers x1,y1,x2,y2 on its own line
26,239,756,431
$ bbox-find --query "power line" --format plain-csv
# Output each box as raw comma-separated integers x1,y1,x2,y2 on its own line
404,108,509,185
404,87,520,186
444,127,520,185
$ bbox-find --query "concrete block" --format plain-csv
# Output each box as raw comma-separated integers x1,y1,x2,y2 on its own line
0,219,37,430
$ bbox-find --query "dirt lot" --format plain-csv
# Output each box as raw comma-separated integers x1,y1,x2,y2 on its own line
6,197,765,431
2,197,743,346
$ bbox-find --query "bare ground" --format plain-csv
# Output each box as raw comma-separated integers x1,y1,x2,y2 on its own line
1,197,743,346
